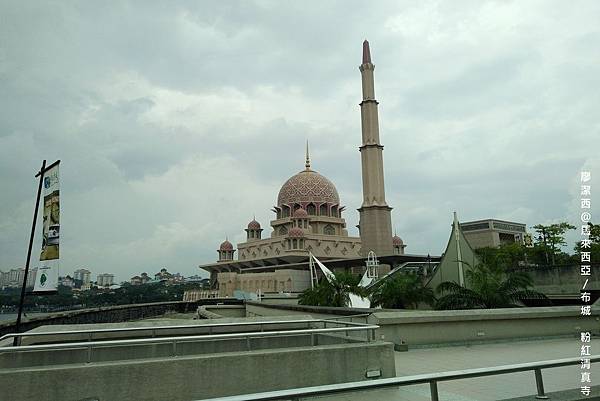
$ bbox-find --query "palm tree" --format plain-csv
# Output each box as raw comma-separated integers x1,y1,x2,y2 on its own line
435,262,548,310
370,273,435,309
298,271,363,307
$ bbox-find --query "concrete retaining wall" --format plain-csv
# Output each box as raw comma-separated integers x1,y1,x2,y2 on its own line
369,306,600,346
246,302,373,323
9,314,316,346
200,305,246,318
0,341,396,401
0,299,242,337
515,264,600,295
245,303,600,347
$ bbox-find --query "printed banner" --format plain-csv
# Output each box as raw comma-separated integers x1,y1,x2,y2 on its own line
34,164,60,292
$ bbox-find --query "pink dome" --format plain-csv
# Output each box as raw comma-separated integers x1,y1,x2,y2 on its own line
293,208,308,218
219,240,234,251
247,219,261,229
288,227,305,238
277,169,340,207
392,235,404,246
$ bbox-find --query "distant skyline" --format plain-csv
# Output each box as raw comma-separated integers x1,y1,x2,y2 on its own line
1,1,599,281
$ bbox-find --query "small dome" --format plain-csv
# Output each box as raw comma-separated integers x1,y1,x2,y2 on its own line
288,227,305,238
293,208,308,218
392,235,404,246
247,219,261,229
219,239,234,251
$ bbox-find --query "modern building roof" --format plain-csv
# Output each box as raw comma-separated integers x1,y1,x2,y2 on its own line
199,253,441,274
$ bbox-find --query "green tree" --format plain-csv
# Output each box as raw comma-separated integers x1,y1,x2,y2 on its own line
369,273,434,309
435,262,547,310
298,271,363,307
475,242,529,270
533,222,576,265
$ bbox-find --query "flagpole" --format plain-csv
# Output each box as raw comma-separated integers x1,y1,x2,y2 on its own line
13,160,47,346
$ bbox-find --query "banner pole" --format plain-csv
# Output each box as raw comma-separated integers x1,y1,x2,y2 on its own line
14,159,47,346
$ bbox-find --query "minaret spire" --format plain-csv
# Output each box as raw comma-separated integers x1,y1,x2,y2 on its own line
357,40,394,258
362,40,371,64
305,140,311,170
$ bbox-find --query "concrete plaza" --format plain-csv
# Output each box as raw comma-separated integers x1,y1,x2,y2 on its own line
307,337,598,400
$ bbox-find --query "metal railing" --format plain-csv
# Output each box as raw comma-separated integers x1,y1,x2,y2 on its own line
199,355,599,401
0,318,359,345
323,313,371,322
0,322,379,364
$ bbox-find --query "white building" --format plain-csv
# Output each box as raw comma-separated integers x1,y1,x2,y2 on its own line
74,269,92,284
26,268,37,288
96,273,115,287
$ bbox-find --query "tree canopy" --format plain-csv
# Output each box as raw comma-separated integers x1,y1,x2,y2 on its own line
435,262,548,310
370,273,434,309
298,271,363,308
533,222,576,265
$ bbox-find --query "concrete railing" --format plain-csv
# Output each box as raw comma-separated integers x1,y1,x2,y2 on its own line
0,319,379,369
200,355,600,401
1,317,323,345
0,318,395,401
369,305,600,347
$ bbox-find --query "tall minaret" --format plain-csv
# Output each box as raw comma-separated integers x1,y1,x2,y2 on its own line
358,40,393,257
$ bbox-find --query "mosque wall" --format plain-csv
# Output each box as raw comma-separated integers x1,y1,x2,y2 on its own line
236,235,362,261
217,269,311,297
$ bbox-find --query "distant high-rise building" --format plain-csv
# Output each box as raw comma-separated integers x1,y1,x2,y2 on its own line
8,268,25,287
26,268,37,288
0,267,36,288
0,270,9,287
74,269,91,284
96,273,115,287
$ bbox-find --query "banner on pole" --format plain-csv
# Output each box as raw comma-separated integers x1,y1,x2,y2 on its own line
34,165,60,292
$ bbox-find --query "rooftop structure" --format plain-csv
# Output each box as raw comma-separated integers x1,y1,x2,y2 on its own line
460,218,528,249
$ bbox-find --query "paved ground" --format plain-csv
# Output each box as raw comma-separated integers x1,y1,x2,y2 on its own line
308,337,598,401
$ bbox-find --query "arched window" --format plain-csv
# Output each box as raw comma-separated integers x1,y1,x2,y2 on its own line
324,225,335,235
279,226,288,236
331,206,338,217
307,203,316,215
319,204,328,216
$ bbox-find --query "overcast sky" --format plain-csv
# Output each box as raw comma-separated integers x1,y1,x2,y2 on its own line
1,1,599,282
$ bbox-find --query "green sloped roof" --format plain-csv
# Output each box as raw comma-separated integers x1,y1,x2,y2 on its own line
425,212,479,291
